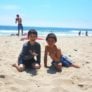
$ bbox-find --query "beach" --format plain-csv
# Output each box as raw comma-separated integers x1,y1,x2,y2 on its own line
0,36,92,92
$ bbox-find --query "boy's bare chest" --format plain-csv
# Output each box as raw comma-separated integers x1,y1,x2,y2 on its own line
47,47,57,54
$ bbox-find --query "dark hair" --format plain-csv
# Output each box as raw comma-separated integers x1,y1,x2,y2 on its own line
16,14,19,17
46,33,57,42
28,29,38,38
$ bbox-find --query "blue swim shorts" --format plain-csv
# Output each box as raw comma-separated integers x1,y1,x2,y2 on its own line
61,55,72,67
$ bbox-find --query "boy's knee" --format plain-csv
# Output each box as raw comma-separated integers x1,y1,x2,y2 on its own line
55,63,62,72
58,62,62,66
57,63,62,69
33,63,41,69
19,64,25,72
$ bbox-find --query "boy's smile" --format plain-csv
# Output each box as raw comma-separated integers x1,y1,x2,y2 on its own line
47,38,56,46
28,34,37,44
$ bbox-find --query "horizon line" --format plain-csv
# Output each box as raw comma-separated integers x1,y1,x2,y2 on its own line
0,25,92,31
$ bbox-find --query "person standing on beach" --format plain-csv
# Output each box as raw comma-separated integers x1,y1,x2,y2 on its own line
85,31,88,36
78,31,81,36
15,14,23,36
12,29,41,72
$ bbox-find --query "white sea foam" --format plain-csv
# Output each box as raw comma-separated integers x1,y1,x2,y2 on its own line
0,30,92,36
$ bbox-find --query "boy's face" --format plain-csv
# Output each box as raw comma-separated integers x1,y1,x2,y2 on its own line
47,38,56,46
28,34,37,42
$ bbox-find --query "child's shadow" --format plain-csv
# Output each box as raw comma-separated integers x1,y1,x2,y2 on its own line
47,65,57,74
25,68,37,76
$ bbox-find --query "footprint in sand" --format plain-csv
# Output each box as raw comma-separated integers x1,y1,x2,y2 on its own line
51,87,69,92
9,86,19,92
0,75,5,78
73,49,78,51
52,78,73,86
0,81,5,86
78,84,84,88
86,62,90,64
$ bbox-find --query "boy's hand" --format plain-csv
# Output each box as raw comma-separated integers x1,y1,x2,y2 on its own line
29,50,38,56
32,52,38,56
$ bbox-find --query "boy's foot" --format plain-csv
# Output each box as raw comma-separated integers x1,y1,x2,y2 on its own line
12,64,24,72
12,64,16,67
72,64,80,68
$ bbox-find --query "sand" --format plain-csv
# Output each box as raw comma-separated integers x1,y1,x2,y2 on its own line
0,36,92,92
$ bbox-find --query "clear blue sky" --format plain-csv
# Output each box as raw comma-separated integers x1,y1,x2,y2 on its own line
0,0,92,28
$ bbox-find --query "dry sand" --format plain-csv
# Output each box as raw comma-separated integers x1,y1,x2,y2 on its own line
0,36,92,92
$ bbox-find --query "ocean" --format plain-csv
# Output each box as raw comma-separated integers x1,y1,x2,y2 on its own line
0,25,92,36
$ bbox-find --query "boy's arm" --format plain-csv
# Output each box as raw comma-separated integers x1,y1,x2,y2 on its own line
44,46,48,67
36,44,41,65
56,49,62,61
18,43,28,61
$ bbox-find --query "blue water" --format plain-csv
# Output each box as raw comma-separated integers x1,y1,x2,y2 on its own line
0,25,92,36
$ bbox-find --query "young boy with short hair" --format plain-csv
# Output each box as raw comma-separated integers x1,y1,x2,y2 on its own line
13,29,41,72
44,33,80,72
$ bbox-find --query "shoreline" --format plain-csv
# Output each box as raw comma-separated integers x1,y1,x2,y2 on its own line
0,29,92,37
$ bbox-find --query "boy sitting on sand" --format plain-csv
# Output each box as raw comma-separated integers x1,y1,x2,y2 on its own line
13,29,41,72
44,33,80,72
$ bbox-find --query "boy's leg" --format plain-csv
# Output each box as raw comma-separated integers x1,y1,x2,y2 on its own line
61,55,80,68
20,25,23,36
21,27,23,36
18,25,20,36
71,64,80,68
32,63,41,69
30,58,41,69
21,29,23,36
17,30,20,36
53,62,62,72
56,63,62,72
12,63,25,72
61,55,72,67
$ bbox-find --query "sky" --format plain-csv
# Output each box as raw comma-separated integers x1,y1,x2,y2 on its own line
0,0,92,28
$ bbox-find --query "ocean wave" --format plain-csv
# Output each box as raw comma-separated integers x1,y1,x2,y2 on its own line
0,30,92,36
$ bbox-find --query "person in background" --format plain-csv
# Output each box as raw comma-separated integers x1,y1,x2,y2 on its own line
78,31,81,36
85,31,88,36
15,14,23,36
